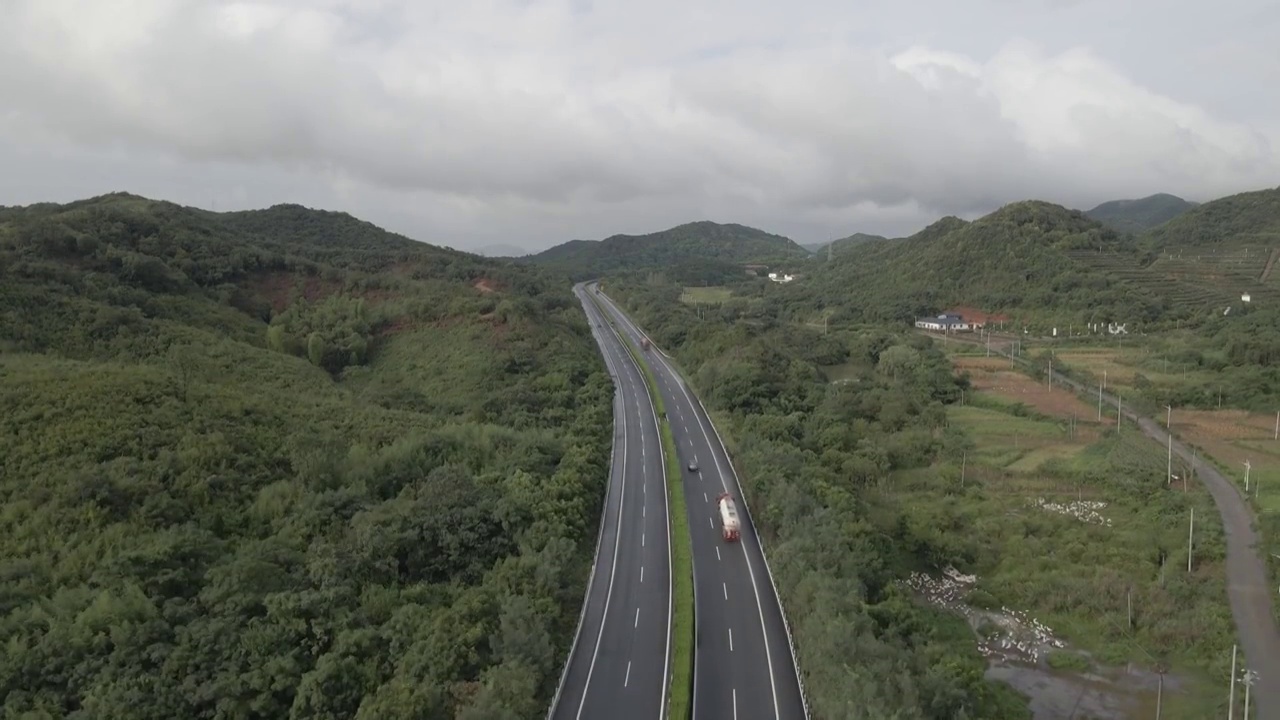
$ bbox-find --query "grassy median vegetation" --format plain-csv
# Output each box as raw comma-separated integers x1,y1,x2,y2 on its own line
592,296,695,720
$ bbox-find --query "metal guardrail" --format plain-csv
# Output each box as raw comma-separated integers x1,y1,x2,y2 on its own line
597,289,812,719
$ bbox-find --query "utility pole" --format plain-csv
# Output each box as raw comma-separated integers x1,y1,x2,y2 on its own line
1274,410,1278,441
961,452,967,486
1047,357,1052,390
1187,507,1194,572
1228,644,1237,720
1097,381,1103,421
1243,669,1256,719
1117,395,1123,432
1244,460,1251,493
1155,665,1166,719
1167,405,1173,485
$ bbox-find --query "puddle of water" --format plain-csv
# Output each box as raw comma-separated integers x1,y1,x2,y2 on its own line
988,660,1185,720
907,567,1194,720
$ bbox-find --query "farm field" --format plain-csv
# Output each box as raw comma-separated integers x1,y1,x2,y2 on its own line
955,355,1105,424
679,285,733,304
1175,409,1280,518
1050,346,1217,400
912,398,1234,719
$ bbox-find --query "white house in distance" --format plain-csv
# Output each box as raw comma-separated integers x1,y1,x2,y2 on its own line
914,313,977,332
767,272,795,283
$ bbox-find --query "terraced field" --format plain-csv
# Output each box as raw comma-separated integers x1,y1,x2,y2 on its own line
1066,243,1280,310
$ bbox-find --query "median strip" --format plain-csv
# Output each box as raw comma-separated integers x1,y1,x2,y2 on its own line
592,293,694,720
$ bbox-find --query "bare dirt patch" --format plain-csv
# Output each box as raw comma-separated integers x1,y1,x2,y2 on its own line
473,278,498,294
245,271,343,313
1176,409,1278,442
955,356,1104,422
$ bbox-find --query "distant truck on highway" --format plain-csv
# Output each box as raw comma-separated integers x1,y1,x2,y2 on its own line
640,337,651,351
716,493,741,542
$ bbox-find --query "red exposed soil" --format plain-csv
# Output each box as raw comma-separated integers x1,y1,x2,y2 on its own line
954,356,1106,422
243,271,397,314
246,272,343,313
473,278,498,294
377,316,418,337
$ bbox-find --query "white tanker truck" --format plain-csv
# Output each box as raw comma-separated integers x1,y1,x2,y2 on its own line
715,492,741,542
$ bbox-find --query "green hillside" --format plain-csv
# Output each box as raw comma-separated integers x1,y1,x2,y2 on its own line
0,194,609,718
1085,193,1198,234
1070,187,1280,311
527,220,810,281
805,232,890,256
789,201,1156,326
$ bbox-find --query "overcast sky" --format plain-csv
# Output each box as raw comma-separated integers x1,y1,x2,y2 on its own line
2,0,1277,254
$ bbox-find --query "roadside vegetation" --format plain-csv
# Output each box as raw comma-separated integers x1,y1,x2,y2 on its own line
601,274,1246,719
0,194,611,718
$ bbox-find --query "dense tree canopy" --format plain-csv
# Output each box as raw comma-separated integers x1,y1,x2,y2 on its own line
0,194,610,718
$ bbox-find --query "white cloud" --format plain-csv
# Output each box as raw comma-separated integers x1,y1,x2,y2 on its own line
0,0,1276,251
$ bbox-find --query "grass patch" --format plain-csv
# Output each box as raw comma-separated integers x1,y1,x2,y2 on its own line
595,295,694,720
1045,651,1091,672
911,399,1235,717
680,286,733,304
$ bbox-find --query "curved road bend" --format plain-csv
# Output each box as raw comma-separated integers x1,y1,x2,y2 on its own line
937,330,1280,717
546,284,672,720
593,286,807,720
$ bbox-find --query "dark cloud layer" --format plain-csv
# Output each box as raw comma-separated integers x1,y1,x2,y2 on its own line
1,0,1276,252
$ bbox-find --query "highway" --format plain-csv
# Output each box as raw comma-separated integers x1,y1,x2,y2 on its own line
592,286,808,720
546,283,672,720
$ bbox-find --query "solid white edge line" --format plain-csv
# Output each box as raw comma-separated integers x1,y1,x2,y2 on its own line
602,289,805,720
572,291,633,720
598,287,674,720
545,290,621,719
597,292,696,720
671,367,782,719
548,287,629,720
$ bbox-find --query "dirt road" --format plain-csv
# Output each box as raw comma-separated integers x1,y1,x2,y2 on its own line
934,331,1279,717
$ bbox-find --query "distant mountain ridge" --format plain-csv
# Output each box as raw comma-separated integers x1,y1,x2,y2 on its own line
1085,193,1198,234
789,187,1280,327
804,232,890,255
527,220,809,280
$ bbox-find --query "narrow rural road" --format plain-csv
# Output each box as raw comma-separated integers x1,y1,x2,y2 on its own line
937,330,1280,717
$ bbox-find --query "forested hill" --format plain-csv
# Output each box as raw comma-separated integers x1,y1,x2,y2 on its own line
527,220,810,282
1140,186,1280,250
785,201,1157,325
804,232,890,256
0,193,611,718
1085,193,1197,234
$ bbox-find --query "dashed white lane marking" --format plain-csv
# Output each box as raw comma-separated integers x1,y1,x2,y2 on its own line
723,583,728,600
634,608,640,628
625,661,632,687
708,517,714,528
640,566,644,582
716,547,721,561
729,628,734,652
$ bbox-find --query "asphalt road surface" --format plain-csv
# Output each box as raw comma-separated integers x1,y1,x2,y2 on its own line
546,284,672,720
594,287,808,720
936,329,1280,718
